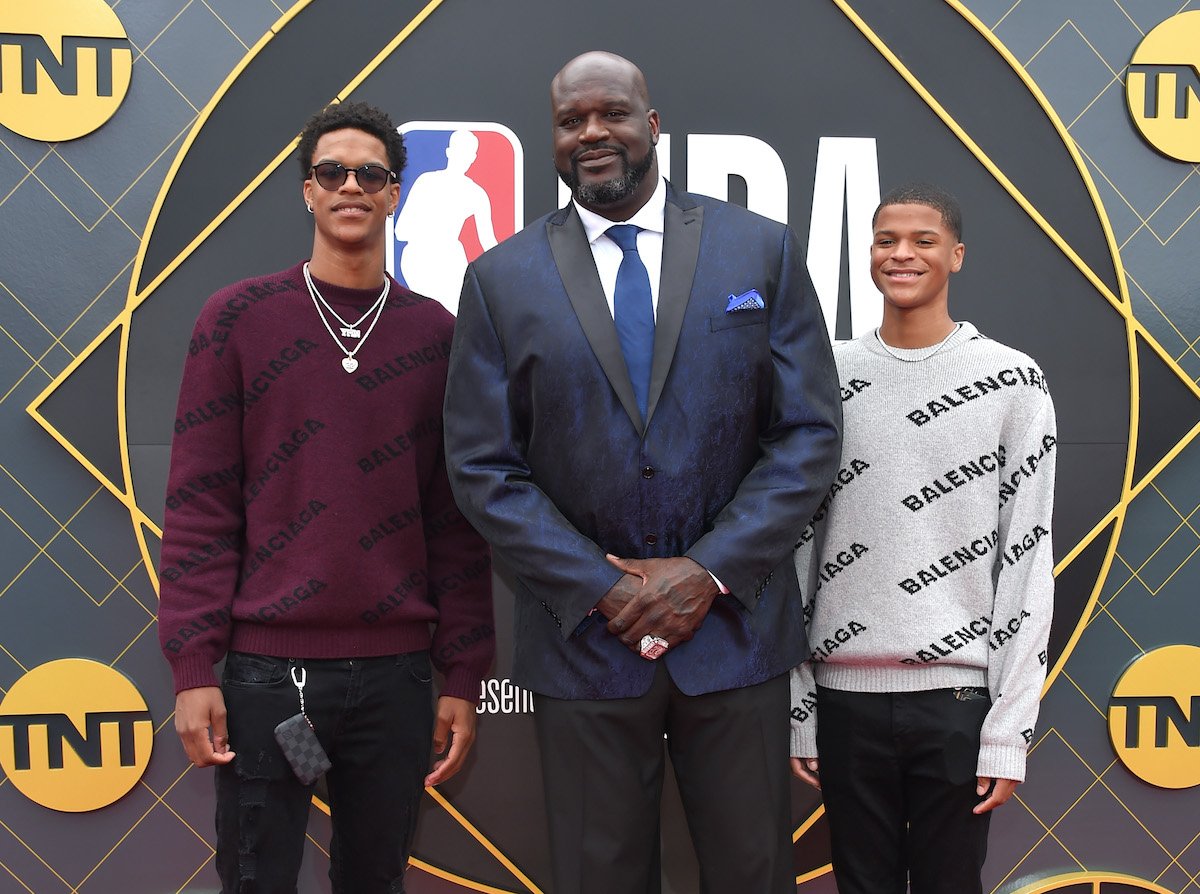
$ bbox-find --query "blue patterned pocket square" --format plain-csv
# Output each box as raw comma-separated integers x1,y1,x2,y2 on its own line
726,289,765,312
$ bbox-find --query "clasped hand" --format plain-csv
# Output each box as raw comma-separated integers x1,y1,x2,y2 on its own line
597,554,719,654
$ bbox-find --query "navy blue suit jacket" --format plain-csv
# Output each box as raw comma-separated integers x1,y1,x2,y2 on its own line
444,183,841,699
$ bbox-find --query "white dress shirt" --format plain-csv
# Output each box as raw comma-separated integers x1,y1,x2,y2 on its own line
573,176,666,321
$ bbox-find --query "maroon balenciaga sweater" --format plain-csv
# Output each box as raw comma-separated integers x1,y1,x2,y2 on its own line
158,262,493,699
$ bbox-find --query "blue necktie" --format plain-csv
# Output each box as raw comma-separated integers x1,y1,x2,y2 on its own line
607,225,655,421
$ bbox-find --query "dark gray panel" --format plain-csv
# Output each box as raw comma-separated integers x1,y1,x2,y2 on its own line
851,0,1122,297
1055,445,1126,559
1105,544,1200,655
139,0,432,289
36,327,123,487
1017,734,1099,827
0,179,138,336
130,444,170,530
1052,783,1175,879
1036,673,1119,780
53,44,196,204
0,773,159,885
1049,515,1112,667
1134,332,1200,482
1062,611,1138,716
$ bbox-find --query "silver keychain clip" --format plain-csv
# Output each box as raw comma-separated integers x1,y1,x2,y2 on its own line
290,666,311,725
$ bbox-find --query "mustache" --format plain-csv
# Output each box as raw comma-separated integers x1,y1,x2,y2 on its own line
571,143,628,164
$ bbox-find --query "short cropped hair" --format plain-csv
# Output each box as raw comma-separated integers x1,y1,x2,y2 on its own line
296,101,406,181
872,182,963,242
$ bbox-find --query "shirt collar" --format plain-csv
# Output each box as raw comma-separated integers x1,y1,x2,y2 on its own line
574,176,667,245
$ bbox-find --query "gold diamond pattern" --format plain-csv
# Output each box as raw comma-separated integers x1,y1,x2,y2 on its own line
0,3,293,891
978,2,1200,890
3,1,1199,892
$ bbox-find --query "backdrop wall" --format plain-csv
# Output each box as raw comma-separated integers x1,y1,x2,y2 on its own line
1,1,1198,892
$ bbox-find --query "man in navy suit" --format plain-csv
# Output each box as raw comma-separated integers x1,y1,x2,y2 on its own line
444,51,841,893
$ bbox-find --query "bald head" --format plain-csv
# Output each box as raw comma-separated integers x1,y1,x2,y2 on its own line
549,51,660,220
551,51,650,106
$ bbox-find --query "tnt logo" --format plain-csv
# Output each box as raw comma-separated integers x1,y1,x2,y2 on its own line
1107,644,1200,789
1125,10,1200,163
1009,872,1174,893
388,122,523,314
0,0,133,141
0,658,153,811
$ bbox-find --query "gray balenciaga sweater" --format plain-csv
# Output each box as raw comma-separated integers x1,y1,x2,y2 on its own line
790,322,1056,781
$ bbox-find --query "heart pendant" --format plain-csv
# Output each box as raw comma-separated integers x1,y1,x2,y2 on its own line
342,357,358,374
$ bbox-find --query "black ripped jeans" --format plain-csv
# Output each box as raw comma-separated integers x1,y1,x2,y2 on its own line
215,651,434,894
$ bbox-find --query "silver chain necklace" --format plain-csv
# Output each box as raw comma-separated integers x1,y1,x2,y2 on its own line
303,262,389,373
303,263,381,337
874,322,961,362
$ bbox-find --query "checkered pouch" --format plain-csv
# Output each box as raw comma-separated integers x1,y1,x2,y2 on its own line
273,666,331,785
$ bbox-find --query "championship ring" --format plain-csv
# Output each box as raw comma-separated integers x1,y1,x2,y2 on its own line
639,634,669,660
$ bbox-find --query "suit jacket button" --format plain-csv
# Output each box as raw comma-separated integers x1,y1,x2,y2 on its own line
642,466,655,479
645,533,658,545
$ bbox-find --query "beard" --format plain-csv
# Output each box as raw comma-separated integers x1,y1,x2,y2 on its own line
556,144,655,208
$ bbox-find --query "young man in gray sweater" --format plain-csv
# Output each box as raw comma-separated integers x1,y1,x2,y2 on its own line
790,183,1056,894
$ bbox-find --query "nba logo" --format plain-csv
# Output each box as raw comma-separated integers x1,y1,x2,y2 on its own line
388,121,523,314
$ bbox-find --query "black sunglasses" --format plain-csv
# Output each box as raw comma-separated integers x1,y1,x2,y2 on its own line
309,162,396,194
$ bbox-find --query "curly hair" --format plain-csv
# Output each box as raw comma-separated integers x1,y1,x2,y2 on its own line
296,101,406,181
873,182,963,242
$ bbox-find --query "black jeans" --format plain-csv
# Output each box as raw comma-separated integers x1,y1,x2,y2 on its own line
816,686,993,894
215,651,434,894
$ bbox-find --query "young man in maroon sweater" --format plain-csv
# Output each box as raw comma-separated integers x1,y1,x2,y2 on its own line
157,101,494,893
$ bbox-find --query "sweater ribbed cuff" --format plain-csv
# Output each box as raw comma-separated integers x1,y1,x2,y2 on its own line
977,743,1027,782
790,725,817,759
439,664,488,704
169,654,220,693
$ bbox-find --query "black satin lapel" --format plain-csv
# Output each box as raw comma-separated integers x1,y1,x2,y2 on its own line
546,209,644,434
646,201,703,425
